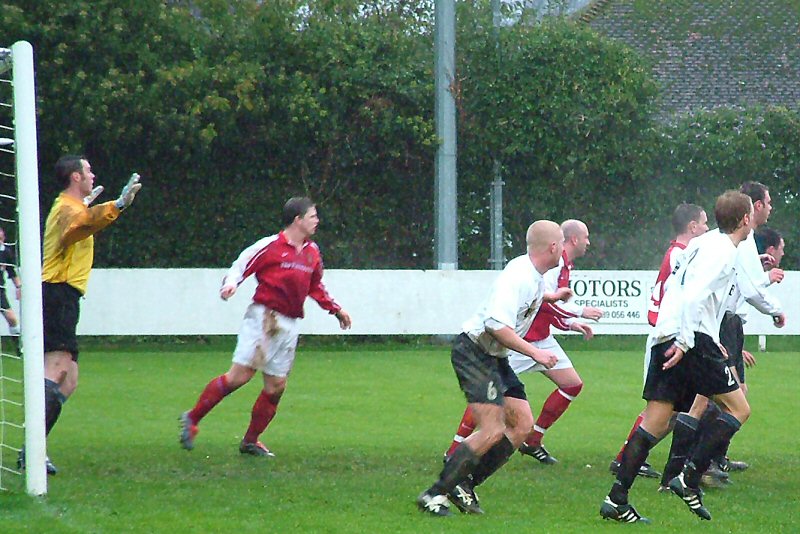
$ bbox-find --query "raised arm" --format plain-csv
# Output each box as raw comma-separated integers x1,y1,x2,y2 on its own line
59,201,120,248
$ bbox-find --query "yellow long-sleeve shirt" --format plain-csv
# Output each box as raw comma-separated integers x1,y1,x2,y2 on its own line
41,192,120,295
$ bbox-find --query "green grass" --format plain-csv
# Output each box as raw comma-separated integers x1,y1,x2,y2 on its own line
1,339,798,533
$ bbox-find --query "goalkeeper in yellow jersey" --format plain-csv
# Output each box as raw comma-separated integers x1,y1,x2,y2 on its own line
18,155,141,475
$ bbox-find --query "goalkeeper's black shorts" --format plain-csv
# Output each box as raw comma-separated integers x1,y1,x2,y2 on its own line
42,282,81,361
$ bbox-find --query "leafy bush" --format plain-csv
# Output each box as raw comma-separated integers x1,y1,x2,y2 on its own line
3,1,798,270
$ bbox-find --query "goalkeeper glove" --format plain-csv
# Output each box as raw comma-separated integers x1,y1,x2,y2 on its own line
115,173,142,210
83,186,104,206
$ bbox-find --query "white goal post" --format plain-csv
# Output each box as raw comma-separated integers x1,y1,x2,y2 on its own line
0,41,46,496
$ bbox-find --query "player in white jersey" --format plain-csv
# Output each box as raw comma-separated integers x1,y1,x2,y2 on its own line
610,204,708,478
667,182,786,485
442,220,601,467
601,191,754,523
720,182,785,390
720,226,784,385
417,221,570,517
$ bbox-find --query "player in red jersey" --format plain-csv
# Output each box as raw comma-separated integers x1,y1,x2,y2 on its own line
179,197,351,457
647,205,708,328
609,203,708,477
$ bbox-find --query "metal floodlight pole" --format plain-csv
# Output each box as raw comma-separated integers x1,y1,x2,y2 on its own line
434,0,458,270
489,0,505,270
489,160,504,269
12,40,47,497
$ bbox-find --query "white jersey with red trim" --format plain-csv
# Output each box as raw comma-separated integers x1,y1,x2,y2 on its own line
222,231,341,319
647,241,687,326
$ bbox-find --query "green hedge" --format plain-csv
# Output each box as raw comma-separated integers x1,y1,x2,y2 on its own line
2,1,798,270
650,107,800,269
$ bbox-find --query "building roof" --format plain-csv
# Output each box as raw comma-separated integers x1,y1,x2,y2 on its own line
584,0,800,116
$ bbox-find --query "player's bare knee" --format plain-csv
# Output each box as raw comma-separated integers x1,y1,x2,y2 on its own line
478,412,506,444
733,402,751,424
511,409,533,435
263,376,287,396
507,421,533,447
225,366,255,389
484,426,506,447
503,402,533,445
640,415,671,439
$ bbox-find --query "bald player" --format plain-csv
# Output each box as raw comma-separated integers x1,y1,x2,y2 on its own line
512,219,602,464
417,221,571,517
443,220,601,466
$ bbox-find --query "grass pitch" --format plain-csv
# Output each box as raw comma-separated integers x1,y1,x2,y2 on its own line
1,337,798,533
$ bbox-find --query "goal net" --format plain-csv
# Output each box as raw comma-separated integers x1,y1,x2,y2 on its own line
0,41,46,496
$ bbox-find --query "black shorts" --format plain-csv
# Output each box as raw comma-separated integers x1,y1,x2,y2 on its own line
42,282,81,361
719,311,745,383
644,333,739,410
451,333,526,405
644,339,696,412
0,286,9,311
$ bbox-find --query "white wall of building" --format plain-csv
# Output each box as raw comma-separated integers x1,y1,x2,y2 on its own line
4,268,791,337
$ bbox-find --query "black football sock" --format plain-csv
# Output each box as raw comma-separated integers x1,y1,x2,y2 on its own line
430,442,479,495
699,400,722,427
661,413,698,486
610,427,658,503
44,379,67,436
470,435,515,486
697,400,734,466
685,412,741,487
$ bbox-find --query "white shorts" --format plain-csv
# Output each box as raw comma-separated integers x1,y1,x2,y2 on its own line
231,303,301,378
508,335,573,375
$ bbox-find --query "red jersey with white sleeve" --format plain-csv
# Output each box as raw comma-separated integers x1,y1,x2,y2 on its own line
653,230,738,351
222,231,341,319
523,251,583,342
646,240,686,327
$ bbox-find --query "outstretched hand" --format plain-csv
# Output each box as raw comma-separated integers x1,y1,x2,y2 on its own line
115,173,142,210
83,186,104,206
570,321,594,340
581,306,603,321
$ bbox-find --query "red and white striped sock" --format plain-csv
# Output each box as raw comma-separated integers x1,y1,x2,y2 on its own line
445,406,475,457
615,412,645,462
525,383,583,447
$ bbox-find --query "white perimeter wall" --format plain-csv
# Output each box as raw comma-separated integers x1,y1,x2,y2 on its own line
4,269,794,336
